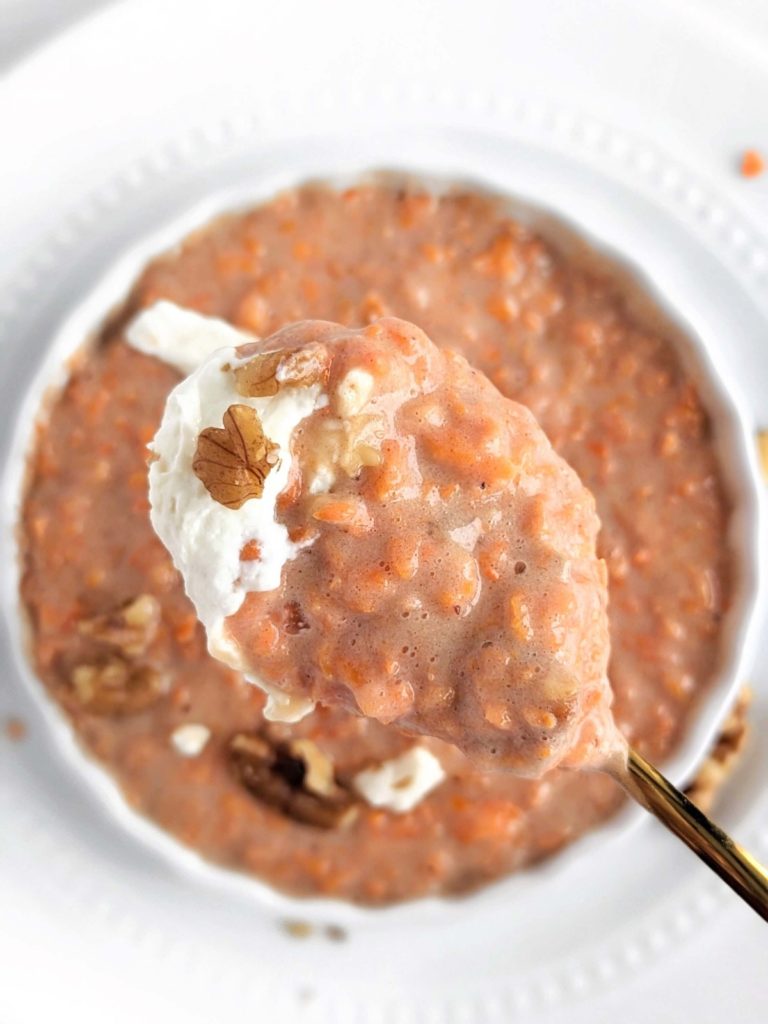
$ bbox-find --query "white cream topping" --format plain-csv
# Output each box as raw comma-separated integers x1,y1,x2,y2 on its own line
127,300,248,377
251,679,315,723
170,723,211,757
131,302,324,723
352,746,446,813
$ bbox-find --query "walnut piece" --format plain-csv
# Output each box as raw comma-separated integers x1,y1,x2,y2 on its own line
287,738,338,797
228,732,358,829
234,343,330,398
192,404,280,509
281,919,313,939
78,594,161,657
71,659,169,715
685,688,751,813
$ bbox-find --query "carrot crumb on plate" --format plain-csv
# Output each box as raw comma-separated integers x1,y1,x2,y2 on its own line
3,716,27,742
741,149,765,178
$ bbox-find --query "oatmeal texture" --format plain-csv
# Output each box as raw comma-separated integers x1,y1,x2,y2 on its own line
172,316,615,776
20,184,730,904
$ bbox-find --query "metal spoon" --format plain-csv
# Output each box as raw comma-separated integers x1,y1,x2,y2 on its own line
608,747,768,920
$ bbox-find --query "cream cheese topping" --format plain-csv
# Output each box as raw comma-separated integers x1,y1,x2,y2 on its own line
127,300,248,377
129,302,324,722
170,723,211,757
352,746,446,813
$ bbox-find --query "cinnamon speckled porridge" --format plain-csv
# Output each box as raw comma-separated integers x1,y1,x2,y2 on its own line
20,183,730,904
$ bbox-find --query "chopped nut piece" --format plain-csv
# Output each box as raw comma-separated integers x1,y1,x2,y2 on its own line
233,350,282,397
78,593,161,657
281,919,313,939
234,343,330,398
685,688,751,813
276,344,331,387
228,732,358,828
71,659,169,715
287,739,337,797
192,404,279,509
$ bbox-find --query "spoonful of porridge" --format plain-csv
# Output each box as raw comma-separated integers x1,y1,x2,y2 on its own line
133,302,768,918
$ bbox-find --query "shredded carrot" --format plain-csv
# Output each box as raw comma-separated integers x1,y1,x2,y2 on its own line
741,149,765,178
240,540,262,561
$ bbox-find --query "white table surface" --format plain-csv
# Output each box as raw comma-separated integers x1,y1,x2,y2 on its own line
3,0,768,76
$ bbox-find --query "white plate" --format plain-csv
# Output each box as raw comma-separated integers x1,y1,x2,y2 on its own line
1,2,768,1022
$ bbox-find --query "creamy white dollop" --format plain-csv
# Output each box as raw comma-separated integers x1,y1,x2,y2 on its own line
127,300,248,377
129,302,325,722
352,746,446,813
170,723,211,757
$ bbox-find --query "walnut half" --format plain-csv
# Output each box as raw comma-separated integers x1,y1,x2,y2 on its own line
228,733,358,829
70,659,169,716
78,594,161,657
192,404,280,509
234,343,330,398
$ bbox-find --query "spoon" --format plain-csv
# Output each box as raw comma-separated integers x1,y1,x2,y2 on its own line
608,746,768,920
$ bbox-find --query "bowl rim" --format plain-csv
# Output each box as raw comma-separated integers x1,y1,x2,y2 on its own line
1,163,763,925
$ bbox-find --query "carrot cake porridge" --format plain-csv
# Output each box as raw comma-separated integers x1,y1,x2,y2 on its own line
19,183,730,904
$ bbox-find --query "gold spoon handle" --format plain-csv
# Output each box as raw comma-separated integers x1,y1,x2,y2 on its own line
612,747,768,921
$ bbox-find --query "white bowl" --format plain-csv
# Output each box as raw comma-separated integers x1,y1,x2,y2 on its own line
1,164,763,928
